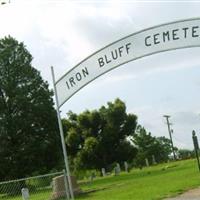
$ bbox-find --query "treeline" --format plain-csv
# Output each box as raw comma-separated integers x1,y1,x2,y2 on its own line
62,99,180,175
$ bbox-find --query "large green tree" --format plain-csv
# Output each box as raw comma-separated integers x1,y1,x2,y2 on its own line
132,126,174,166
0,36,61,180
63,98,138,171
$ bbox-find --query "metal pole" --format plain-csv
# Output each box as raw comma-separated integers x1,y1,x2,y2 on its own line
192,130,200,172
163,115,176,160
194,147,200,172
63,169,70,199
51,66,74,200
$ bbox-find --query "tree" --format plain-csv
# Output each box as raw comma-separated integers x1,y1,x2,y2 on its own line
0,36,61,180
64,98,138,171
132,126,174,167
132,126,155,166
178,149,194,159
156,136,175,161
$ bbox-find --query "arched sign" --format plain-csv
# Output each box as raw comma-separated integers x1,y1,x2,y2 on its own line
51,18,200,199
55,18,200,107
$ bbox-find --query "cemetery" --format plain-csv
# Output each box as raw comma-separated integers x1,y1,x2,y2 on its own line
0,159,199,200
1,2,200,200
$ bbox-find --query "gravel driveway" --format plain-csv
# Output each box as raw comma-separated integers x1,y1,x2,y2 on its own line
164,187,200,200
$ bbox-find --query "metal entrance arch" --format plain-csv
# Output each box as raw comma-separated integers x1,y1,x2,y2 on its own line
55,18,200,107
51,18,200,200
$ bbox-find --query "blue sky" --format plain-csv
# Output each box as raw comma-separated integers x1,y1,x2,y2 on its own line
1,0,200,149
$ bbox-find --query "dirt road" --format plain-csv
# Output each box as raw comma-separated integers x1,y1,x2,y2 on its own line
165,187,200,200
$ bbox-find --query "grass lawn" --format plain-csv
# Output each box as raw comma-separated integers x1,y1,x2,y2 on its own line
1,159,200,200
77,159,200,200
0,188,52,200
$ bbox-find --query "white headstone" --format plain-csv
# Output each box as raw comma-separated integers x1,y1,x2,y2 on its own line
101,168,106,177
124,161,129,172
116,163,121,173
21,188,29,200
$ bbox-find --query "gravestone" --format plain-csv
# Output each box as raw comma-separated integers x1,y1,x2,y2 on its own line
51,175,81,200
21,188,29,200
114,167,118,176
114,163,121,176
101,168,106,177
116,163,121,173
124,161,129,172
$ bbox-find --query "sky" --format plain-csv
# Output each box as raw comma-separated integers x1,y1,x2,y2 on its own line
0,0,200,149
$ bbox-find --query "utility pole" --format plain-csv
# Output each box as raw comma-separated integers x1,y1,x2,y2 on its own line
163,115,176,160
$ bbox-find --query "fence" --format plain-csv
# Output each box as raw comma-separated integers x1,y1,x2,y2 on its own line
0,171,68,200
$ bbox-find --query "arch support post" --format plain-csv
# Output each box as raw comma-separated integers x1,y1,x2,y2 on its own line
51,66,74,200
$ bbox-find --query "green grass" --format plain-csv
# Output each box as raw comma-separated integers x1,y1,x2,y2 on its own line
77,159,200,200
1,159,200,200
0,188,51,200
